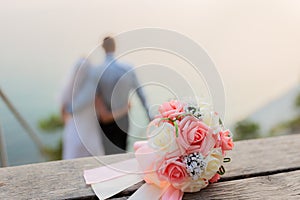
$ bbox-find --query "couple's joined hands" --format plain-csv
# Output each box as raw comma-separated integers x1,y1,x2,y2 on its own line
95,96,130,124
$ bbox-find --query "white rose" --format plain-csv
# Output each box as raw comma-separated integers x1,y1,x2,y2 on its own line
202,148,223,180
147,122,179,154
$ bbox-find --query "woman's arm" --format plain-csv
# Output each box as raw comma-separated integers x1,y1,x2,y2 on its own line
95,95,129,124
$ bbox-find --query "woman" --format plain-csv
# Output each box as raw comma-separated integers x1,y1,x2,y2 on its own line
60,58,128,159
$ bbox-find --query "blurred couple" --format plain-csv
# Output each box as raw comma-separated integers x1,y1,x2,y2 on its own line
60,37,150,159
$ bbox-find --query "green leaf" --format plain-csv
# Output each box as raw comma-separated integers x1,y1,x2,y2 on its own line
174,120,179,137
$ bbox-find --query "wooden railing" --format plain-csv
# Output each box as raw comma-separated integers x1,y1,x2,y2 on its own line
1,134,300,199
0,88,46,167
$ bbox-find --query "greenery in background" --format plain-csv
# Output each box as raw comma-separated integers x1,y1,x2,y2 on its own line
269,92,300,136
38,114,63,160
234,92,300,140
295,93,300,108
42,139,62,161
39,114,64,132
269,116,300,136
233,120,261,141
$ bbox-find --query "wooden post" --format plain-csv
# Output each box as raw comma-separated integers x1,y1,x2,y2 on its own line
0,88,45,154
0,121,8,167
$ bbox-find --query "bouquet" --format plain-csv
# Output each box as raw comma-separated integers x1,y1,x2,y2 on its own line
84,100,234,200
133,100,234,198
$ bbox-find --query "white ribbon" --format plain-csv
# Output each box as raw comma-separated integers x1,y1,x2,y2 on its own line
92,174,143,199
128,183,166,200
84,158,140,184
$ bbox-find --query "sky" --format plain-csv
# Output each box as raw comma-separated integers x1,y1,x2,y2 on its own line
0,0,299,126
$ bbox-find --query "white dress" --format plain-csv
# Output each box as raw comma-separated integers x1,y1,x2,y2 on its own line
60,58,104,159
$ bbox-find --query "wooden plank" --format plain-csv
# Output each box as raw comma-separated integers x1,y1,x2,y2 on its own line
112,133,300,198
223,133,300,179
0,153,134,200
0,134,299,199
111,170,300,200
183,169,300,200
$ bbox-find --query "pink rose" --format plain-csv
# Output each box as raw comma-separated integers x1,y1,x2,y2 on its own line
209,173,220,183
158,157,187,184
214,130,234,154
157,100,186,120
198,133,216,156
177,116,210,153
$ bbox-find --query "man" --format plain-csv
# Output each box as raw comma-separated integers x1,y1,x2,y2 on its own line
96,36,150,155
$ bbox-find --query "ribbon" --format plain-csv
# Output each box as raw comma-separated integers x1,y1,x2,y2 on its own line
83,157,184,200
84,158,139,184
84,158,143,199
92,174,143,199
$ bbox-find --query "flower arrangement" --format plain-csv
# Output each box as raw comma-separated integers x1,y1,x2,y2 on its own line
84,99,234,200
134,100,234,197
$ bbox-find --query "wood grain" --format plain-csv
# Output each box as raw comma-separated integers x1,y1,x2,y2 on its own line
183,170,300,200
223,133,300,179
0,153,134,200
111,170,300,200
0,134,299,199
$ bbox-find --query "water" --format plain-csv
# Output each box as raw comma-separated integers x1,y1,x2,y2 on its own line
0,72,63,166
